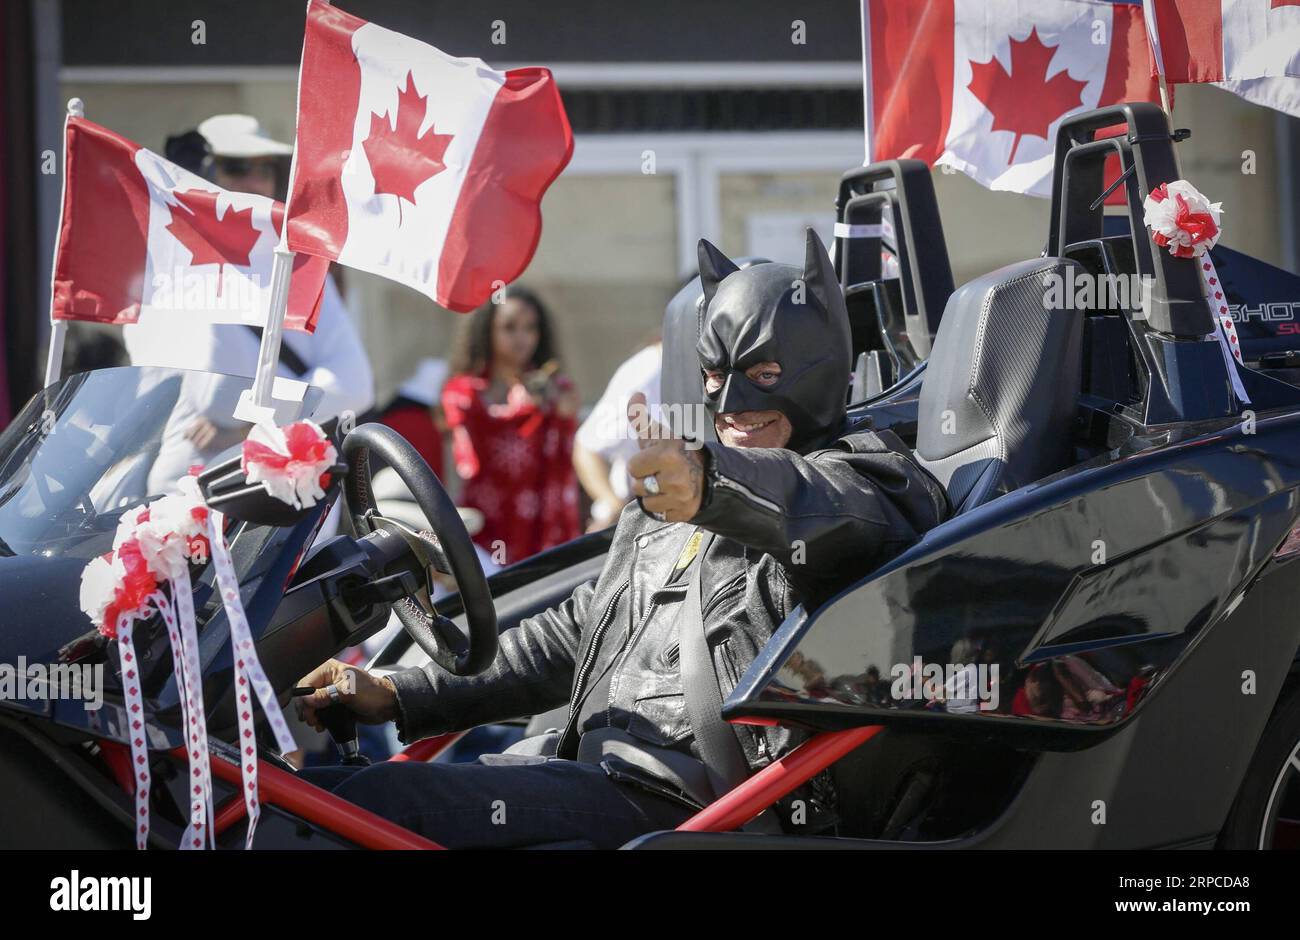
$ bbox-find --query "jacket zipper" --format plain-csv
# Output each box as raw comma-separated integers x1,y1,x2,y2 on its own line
602,600,663,722
556,580,630,752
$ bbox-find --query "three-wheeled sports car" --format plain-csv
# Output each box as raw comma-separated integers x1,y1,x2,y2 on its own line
2,102,1299,849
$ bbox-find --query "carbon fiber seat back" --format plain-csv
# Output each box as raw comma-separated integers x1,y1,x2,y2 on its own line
915,257,1084,513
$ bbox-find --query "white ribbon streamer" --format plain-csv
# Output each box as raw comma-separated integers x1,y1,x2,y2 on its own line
161,581,216,850
116,616,150,851
171,574,216,848
1198,254,1251,405
119,590,214,852
105,517,298,850
152,593,198,849
207,510,298,847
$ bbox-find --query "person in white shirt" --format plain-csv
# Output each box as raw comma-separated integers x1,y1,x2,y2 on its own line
572,340,661,530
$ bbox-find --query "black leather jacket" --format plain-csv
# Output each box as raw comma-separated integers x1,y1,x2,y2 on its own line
388,428,948,801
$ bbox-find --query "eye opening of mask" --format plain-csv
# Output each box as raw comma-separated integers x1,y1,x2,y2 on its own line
704,362,782,395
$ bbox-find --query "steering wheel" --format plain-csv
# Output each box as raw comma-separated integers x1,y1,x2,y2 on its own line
341,423,497,676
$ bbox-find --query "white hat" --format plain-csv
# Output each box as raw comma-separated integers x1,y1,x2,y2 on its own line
198,114,292,158
397,358,450,407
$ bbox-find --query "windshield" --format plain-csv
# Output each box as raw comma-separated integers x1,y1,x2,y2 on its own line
0,367,324,736
0,367,319,555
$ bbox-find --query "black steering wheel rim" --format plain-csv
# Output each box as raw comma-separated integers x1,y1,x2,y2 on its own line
341,423,497,676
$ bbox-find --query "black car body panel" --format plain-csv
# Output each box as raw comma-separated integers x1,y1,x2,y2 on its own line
726,408,1300,737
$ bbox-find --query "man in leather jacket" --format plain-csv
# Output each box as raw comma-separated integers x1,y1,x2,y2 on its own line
297,231,948,848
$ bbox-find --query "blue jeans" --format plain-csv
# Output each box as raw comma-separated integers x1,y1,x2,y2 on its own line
299,755,693,849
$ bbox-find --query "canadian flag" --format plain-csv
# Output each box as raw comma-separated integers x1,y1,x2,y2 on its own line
1145,0,1300,117
864,0,1163,197
285,0,573,312
52,116,328,331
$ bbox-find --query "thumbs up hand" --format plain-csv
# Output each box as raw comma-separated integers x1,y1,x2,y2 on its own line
625,392,707,523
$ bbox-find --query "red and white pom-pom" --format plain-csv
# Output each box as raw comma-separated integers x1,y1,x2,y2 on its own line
1143,180,1223,259
79,553,124,634
135,476,211,579
241,420,337,509
84,468,216,635
79,539,159,638
112,504,152,551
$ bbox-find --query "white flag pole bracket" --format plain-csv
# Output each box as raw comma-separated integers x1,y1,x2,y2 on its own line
44,98,84,389
43,321,68,389
232,238,307,425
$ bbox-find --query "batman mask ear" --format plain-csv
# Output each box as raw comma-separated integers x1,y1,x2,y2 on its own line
698,239,740,309
802,228,839,315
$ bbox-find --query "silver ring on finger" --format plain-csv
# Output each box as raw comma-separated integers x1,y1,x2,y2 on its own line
325,683,341,704
644,474,661,496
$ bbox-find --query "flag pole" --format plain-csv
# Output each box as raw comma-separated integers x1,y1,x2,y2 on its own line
244,240,294,413
232,219,299,424
234,2,320,425
860,0,874,164
44,98,83,389
234,135,304,425
1142,1,1173,116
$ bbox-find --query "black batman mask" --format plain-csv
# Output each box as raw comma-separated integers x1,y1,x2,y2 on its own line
696,229,852,453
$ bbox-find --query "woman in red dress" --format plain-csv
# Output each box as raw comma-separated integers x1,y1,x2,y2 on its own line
442,287,581,564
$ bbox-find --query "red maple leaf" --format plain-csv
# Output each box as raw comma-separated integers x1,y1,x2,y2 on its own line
967,28,1088,163
164,189,262,295
362,71,455,222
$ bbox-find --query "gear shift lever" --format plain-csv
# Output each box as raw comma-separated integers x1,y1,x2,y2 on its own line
317,703,371,766
292,687,371,766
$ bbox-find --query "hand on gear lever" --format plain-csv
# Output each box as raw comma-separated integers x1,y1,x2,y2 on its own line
293,685,371,766
293,659,399,766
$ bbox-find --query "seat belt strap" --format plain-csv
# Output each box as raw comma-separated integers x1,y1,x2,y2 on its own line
677,530,752,799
